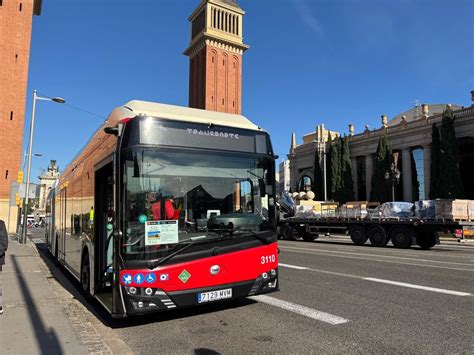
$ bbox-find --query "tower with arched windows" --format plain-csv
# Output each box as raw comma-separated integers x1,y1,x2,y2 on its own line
184,0,249,114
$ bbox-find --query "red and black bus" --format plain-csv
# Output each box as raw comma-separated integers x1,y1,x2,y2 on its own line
45,101,279,317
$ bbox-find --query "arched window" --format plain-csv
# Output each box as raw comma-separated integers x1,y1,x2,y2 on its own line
298,175,313,192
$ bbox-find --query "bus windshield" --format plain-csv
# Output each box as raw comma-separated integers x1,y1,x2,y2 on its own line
121,149,275,261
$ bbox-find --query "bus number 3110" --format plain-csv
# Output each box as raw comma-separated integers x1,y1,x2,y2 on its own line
261,255,276,264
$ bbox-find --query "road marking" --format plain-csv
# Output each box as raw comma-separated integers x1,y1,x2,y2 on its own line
277,261,472,297
363,278,472,297
279,263,309,270
251,295,350,325
280,247,474,272
280,246,474,266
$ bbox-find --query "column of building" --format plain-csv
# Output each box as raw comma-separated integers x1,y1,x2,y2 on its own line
365,154,373,200
351,157,358,201
401,148,413,201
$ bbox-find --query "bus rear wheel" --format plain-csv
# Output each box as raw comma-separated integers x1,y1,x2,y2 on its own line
81,252,91,295
390,226,413,249
368,225,388,247
349,225,368,245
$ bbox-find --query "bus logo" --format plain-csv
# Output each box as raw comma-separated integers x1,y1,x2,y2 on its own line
178,269,191,283
210,265,220,275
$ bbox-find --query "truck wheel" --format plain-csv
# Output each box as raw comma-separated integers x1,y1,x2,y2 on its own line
416,231,436,250
302,233,317,242
368,225,388,247
349,225,368,245
390,226,413,249
280,224,295,241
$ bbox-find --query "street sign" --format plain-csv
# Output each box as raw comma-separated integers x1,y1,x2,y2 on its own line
18,183,38,199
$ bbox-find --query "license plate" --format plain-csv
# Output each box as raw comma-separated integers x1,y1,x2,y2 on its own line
198,288,232,303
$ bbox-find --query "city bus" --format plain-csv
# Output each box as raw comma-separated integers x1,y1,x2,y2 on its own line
46,101,279,317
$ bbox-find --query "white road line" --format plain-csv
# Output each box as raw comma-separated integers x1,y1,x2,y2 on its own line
280,246,474,266
251,295,350,325
363,278,472,297
278,260,472,297
280,247,474,272
279,263,309,270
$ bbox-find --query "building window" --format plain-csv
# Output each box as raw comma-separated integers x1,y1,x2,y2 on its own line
5,170,9,179
19,3,22,11
222,99,225,105
10,111,13,120
298,175,313,192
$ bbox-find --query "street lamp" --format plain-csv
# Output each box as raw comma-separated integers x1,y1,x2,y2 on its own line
21,90,65,244
385,152,401,202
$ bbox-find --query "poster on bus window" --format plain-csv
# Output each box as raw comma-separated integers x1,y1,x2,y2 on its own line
145,220,179,246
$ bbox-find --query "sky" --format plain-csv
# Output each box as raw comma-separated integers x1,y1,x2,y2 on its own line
25,0,474,182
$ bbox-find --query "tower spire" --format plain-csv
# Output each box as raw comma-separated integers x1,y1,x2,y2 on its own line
184,0,249,114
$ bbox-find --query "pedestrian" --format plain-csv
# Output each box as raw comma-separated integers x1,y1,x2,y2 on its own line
0,219,8,315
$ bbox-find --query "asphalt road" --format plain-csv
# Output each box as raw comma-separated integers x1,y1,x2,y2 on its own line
30,229,474,354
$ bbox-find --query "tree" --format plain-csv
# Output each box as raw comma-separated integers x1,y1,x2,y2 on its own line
328,134,341,200
437,106,464,198
370,134,392,203
313,145,324,200
429,124,441,199
410,152,419,201
340,135,355,203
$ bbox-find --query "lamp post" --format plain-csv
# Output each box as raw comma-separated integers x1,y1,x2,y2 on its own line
21,90,65,244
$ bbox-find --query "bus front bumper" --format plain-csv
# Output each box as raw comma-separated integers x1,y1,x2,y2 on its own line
121,268,279,316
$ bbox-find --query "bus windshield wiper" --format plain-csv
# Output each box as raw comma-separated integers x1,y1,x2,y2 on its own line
211,226,271,245
146,235,232,269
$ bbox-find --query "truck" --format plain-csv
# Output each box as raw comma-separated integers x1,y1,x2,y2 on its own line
277,199,474,250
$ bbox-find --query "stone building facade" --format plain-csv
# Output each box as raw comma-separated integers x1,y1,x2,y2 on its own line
184,0,248,114
288,92,474,202
0,0,42,231
37,160,59,212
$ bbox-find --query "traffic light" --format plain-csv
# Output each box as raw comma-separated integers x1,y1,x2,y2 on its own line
15,192,20,206
17,170,24,183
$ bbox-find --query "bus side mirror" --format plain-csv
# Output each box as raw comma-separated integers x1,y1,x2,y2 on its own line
104,126,119,136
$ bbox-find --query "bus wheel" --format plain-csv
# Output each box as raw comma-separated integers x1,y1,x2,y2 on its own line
368,225,388,247
390,226,413,249
349,225,368,245
416,231,436,250
280,224,295,241
81,252,91,295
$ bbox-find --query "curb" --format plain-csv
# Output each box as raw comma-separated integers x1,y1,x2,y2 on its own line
27,239,135,355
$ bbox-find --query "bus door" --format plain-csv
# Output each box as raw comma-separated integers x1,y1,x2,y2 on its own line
94,162,114,306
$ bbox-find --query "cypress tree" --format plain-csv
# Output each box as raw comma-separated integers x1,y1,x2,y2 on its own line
370,134,392,203
313,145,324,200
329,134,341,201
410,152,419,201
340,135,355,203
429,124,441,199
437,106,464,198
326,133,333,199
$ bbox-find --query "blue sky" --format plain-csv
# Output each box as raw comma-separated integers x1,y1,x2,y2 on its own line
25,0,473,182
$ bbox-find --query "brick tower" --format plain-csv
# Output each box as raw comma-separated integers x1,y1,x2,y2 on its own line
0,0,42,231
184,0,249,114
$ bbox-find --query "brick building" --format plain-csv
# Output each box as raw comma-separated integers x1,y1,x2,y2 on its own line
184,0,248,114
0,0,42,231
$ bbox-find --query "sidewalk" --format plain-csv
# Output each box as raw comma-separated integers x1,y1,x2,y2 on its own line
0,236,133,355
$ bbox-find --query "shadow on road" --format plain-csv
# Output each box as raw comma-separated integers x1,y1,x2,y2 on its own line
10,255,63,354
32,241,257,330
